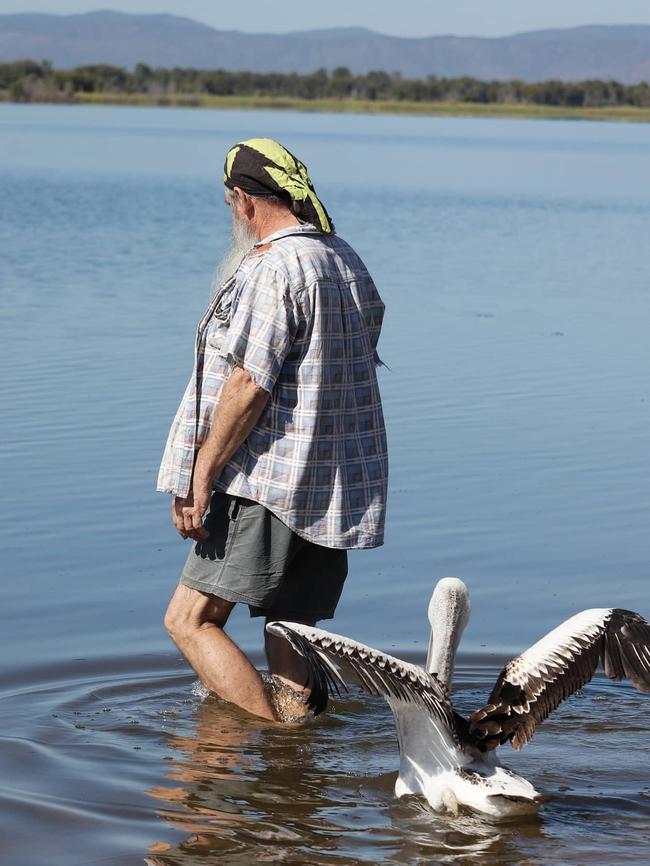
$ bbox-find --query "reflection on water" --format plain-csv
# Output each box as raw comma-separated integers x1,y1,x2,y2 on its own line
139,661,648,865
1,651,649,864
144,675,541,866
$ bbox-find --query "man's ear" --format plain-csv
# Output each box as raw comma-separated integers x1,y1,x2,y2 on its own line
233,186,255,220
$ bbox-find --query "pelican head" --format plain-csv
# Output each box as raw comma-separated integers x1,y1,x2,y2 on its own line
426,577,471,687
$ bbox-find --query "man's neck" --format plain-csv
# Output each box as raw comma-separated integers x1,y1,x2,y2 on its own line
253,211,301,242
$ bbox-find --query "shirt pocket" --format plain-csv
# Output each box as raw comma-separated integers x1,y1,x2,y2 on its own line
205,292,234,351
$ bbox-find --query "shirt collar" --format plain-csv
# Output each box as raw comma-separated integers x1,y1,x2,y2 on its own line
255,223,323,247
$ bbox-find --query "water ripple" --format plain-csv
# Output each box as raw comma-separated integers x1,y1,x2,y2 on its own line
2,654,649,864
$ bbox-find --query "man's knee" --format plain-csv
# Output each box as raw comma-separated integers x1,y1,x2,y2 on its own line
164,584,234,645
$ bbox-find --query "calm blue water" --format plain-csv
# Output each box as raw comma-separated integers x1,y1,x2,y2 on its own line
1,104,649,865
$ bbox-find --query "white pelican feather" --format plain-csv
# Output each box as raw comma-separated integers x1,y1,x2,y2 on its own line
266,577,650,818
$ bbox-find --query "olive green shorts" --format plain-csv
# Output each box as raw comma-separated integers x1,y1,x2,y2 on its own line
180,491,348,621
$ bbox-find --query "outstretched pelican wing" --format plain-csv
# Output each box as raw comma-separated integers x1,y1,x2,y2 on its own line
266,621,455,727
470,608,650,751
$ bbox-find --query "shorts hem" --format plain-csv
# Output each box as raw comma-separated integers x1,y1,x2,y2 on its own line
249,607,337,621
179,573,269,607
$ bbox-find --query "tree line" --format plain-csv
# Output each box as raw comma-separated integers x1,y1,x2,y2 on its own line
2,60,650,107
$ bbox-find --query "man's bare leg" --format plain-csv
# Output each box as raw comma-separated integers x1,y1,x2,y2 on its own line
164,584,277,721
264,618,315,719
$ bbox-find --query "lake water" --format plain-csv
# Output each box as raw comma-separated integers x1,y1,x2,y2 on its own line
1,104,649,864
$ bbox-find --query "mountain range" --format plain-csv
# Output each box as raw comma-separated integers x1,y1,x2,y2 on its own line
1,12,650,83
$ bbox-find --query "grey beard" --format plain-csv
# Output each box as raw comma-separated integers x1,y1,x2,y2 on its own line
211,217,258,296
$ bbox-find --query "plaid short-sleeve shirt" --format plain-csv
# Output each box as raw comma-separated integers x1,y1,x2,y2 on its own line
157,224,388,549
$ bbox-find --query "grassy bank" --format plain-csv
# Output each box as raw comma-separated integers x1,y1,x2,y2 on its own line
3,91,650,122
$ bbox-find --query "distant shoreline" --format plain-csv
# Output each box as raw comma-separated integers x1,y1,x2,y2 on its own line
3,92,650,123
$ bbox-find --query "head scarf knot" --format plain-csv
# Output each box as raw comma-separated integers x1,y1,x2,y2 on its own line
223,138,333,234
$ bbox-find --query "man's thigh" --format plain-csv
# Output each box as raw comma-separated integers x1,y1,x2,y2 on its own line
178,491,295,608
178,490,347,623
251,540,348,622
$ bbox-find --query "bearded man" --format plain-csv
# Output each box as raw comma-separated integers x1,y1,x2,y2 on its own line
158,139,388,721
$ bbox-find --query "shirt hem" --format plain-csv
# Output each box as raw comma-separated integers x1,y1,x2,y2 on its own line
214,479,384,551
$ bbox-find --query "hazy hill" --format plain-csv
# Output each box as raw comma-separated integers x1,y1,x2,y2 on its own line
1,11,650,82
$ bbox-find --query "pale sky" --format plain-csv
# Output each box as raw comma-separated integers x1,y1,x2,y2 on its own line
2,0,650,37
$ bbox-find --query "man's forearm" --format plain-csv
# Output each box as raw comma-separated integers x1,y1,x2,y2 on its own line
193,364,270,487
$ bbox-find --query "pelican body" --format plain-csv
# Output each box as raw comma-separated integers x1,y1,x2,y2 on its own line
267,578,650,818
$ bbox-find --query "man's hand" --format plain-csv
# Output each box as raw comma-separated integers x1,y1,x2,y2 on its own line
172,487,210,541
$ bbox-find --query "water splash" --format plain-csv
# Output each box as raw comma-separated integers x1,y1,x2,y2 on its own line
190,679,210,701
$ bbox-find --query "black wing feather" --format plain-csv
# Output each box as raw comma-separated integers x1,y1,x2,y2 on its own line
469,608,650,752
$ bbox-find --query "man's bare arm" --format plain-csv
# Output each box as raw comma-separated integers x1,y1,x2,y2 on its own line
172,365,270,539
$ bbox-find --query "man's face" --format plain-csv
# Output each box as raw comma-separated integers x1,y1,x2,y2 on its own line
212,189,258,290
228,194,256,248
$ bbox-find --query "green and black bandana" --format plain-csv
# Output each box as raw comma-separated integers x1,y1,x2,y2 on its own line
223,138,334,234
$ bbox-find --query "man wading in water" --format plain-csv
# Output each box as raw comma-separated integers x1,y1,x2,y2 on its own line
158,139,388,721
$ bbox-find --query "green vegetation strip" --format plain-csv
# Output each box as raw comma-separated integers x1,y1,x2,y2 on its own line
55,93,650,121
2,61,650,122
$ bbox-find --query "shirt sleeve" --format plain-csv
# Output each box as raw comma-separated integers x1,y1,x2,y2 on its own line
218,262,297,394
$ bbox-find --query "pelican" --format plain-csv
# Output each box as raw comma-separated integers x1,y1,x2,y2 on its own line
266,577,650,818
